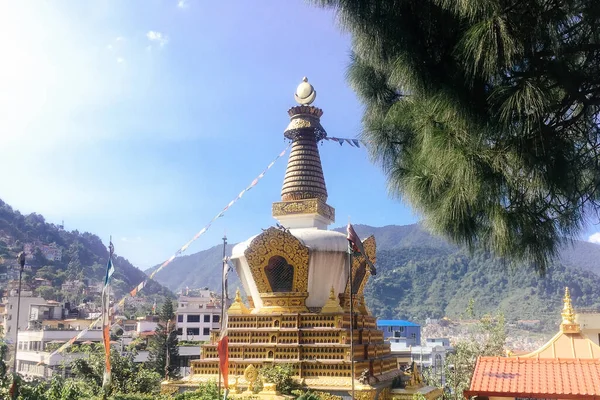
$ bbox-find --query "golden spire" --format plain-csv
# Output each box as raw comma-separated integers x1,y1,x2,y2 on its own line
272,77,335,229
321,286,343,314
228,288,250,315
560,287,580,333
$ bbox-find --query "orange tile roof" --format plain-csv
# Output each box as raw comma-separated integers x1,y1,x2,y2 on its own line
465,357,600,399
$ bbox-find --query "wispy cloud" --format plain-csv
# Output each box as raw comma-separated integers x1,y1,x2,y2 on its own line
589,232,600,244
146,30,168,47
177,0,189,9
117,57,125,63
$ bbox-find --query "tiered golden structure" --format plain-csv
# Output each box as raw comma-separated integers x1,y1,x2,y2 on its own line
162,78,401,398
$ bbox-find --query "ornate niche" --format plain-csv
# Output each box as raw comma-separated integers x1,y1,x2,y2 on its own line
341,235,376,315
244,227,310,313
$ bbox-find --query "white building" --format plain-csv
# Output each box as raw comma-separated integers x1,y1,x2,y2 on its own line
176,291,221,341
15,328,103,379
1,296,47,346
389,337,453,384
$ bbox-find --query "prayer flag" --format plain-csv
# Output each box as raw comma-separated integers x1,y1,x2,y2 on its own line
346,223,377,276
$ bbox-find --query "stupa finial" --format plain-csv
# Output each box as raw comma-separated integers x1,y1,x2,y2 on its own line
560,287,580,333
294,77,316,105
329,286,336,301
272,77,335,229
228,288,250,315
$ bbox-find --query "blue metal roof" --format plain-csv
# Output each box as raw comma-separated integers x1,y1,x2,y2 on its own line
376,319,420,327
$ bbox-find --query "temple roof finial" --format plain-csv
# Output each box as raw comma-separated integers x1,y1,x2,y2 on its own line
560,287,580,333
228,288,250,315
295,77,316,105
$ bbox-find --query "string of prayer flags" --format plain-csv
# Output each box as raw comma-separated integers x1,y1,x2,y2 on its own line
323,137,363,147
45,144,291,357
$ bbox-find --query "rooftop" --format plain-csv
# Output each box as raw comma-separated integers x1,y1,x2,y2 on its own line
377,320,420,327
466,357,600,399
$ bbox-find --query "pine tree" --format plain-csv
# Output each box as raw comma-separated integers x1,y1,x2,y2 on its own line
312,0,600,271
147,300,180,380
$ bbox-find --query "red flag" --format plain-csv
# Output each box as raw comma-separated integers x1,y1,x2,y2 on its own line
217,335,229,388
217,260,229,388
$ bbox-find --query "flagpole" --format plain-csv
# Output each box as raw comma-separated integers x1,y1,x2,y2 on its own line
349,245,355,399
219,234,227,399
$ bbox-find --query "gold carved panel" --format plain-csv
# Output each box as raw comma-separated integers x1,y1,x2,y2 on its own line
245,227,310,293
345,235,376,297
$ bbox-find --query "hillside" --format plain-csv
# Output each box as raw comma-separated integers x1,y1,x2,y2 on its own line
145,243,240,294
148,223,600,331
0,199,173,308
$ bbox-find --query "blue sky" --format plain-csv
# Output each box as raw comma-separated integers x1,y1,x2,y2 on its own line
1,1,598,271
0,0,420,269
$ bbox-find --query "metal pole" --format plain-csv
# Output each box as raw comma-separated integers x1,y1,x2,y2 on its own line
12,252,25,374
219,235,227,399
165,319,170,380
348,244,355,399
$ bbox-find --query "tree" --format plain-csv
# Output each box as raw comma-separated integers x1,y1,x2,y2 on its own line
312,0,600,271
423,313,507,399
147,300,180,380
70,343,161,397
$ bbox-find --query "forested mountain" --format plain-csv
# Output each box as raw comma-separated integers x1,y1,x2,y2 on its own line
0,199,173,306
149,223,600,331
145,243,239,295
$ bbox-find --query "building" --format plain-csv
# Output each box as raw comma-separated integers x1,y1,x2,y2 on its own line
163,78,441,399
1,296,47,346
378,320,421,346
15,328,103,379
175,291,222,341
466,288,600,399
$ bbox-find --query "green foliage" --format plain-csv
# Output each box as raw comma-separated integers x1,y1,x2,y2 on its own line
259,363,297,395
69,343,162,397
147,300,180,380
313,0,600,271
172,381,220,400
423,313,507,399
292,390,343,400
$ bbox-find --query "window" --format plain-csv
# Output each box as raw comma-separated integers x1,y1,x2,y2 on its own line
411,333,416,339
177,328,183,335
187,328,199,336
399,326,405,332
204,315,210,323
203,328,210,336
213,315,220,323
388,326,393,332
177,315,183,323
187,315,200,323
264,255,294,292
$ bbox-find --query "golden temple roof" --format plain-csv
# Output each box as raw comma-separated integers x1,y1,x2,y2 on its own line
515,287,600,359
321,286,344,314
227,289,250,315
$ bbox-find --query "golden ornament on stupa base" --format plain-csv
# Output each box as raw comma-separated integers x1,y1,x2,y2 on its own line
162,78,401,399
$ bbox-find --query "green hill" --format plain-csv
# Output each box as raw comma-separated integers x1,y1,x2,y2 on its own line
145,243,240,295
148,223,600,331
0,199,173,307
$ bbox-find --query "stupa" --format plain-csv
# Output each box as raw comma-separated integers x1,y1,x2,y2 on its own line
162,78,401,398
